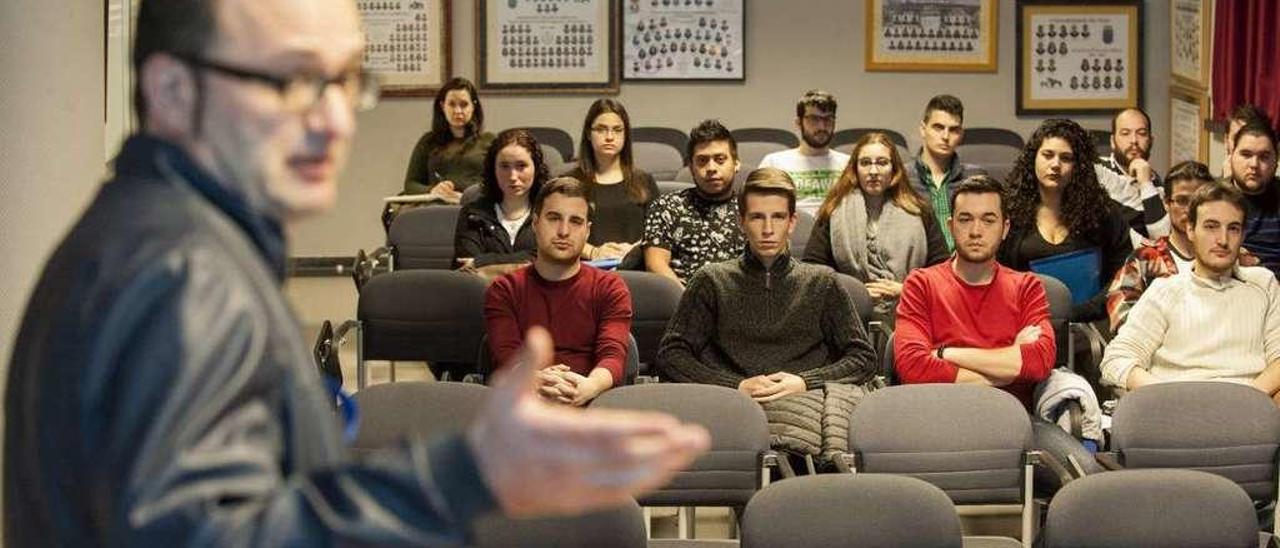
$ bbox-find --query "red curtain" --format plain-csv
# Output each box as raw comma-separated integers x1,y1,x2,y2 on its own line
1211,0,1280,125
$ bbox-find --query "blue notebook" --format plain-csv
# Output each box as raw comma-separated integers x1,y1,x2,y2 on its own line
1029,248,1101,305
585,258,622,270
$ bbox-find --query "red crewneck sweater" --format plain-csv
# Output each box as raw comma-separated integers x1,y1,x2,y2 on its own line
484,264,632,385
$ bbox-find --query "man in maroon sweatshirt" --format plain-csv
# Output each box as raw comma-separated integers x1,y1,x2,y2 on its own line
486,176,634,405
895,175,1056,409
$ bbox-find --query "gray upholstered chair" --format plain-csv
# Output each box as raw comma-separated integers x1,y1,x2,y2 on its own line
473,498,649,548
831,272,885,370
617,270,685,376
1041,469,1261,548
1100,381,1280,526
353,270,488,387
632,127,689,180
591,384,777,540
954,127,1024,184
788,209,815,259
386,204,462,270
836,384,1044,546
740,474,1019,548
350,381,488,450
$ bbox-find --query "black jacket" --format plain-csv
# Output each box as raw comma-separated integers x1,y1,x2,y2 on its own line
5,135,495,546
453,198,537,267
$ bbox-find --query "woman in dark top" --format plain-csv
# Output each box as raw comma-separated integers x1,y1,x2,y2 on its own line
804,132,949,319
403,77,495,202
561,98,659,261
999,118,1133,322
453,128,548,272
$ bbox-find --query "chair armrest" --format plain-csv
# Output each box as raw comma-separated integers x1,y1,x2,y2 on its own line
1094,451,1125,471
761,450,794,480
1029,449,1077,487
1069,322,1108,373
831,451,856,474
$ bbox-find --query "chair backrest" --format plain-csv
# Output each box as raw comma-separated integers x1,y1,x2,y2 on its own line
1110,381,1280,501
741,474,963,548
460,183,483,206
351,381,489,449
592,383,769,506
731,127,799,171
357,270,488,366
831,127,911,160
1033,273,1073,369
632,126,689,180
473,498,648,548
832,272,874,326
477,333,641,386
956,127,1024,185
1042,469,1259,548
1090,129,1113,158
849,384,1033,504
617,270,684,371
388,204,462,270
523,126,576,166
789,209,816,256
656,180,694,195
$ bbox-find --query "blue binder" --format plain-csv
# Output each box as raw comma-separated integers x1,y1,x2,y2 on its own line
1029,248,1101,305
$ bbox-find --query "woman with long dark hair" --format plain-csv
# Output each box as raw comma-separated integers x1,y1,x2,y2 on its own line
403,77,494,202
999,118,1132,322
805,132,949,319
562,99,659,261
453,129,549,274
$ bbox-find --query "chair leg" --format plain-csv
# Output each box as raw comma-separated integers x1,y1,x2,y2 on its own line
1022,461,1034,547
389,360,396,383
643,507,652,538
677,506,696,539
356,321,367,390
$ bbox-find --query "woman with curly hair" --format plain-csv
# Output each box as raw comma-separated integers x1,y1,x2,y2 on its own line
998,118,1132,322
453,128,549,275
805,132,949,320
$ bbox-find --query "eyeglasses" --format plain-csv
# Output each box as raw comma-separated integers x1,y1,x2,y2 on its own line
591,125,625,136
174,53,381,113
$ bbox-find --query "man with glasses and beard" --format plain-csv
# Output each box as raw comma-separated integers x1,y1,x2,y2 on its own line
758,89,849,215
1094,107,1171,242
905,94,987,251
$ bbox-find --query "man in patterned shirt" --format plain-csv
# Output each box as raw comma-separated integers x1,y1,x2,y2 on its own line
1105,161,1215,332
643,119,746,285
1094,107,1170,243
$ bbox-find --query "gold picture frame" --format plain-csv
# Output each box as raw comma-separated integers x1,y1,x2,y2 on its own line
1170,0,1211,90
1169,84,1210,164
865,0,998,73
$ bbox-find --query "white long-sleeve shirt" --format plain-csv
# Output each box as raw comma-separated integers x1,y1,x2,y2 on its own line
1100,265,1280,388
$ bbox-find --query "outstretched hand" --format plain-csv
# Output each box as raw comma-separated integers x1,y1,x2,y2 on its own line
467,327,710,518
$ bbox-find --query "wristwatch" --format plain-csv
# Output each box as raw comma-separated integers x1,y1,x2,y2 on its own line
935,345,947,361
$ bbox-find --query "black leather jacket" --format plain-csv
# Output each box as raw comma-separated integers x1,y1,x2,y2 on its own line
453,198,536,268
5,135,495,546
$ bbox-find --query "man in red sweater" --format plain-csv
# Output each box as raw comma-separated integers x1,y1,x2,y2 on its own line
486,177,634,405
895,176,1055,409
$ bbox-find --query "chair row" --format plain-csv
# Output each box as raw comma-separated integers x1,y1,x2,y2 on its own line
348,380,1280,546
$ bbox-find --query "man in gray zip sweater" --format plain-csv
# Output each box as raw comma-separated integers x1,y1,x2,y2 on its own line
658,168,878,401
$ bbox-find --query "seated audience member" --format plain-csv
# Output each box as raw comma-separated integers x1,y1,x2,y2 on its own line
905,95,987,250
1222,103,1272,179
561,98,659,262
998,118,1133,323
658,168,878,398
1228,122,1280,277
403,77,494,201
1105,161,1216,332
454,128,547,275
758,89,850,214
1100,183,1280,402
485,178,633,406
643,119,746,284
895,176,1055,410
804,132,949,322
1094,108,1170,242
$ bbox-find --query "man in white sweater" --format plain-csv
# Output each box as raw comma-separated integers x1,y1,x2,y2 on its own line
1101,183,1280,404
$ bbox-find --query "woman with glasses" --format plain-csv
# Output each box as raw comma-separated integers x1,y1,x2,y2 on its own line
403,77,494,203
999,118,1132,322
561,99,659,263
804,132,949,322
453,128,548,277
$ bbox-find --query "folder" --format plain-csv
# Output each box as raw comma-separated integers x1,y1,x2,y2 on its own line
1029,247,1101,305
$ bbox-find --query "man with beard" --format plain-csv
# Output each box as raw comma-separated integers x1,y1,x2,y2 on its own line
1094,107,1170,242
644,119,747,284
758,90,849,215
1101,183,1280,402
486,177,634,406
1230,122,1280,276
905,94,987,251
895,176,1055,410
1222,103,1271,179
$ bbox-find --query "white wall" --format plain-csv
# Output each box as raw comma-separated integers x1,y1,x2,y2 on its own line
292,0,1171,257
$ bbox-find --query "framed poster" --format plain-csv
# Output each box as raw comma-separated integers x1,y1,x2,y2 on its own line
477,0,619,93
622,0,744,81
358,0,452,97
865,0,998,72
1171,0,1211,89
1169,85,1210,165
1015,0,1143,115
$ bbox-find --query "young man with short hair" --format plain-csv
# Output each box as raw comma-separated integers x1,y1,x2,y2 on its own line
1101,183,1280,401
894,176,1056,410
644,119,746,284
1094,107,1170,242
758,89,850,214
1229,122,1280,276
905,94,988,250
486,177,634,406
1222,103,1271,179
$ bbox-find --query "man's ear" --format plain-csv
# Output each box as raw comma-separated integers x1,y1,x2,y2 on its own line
138,53,199,137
